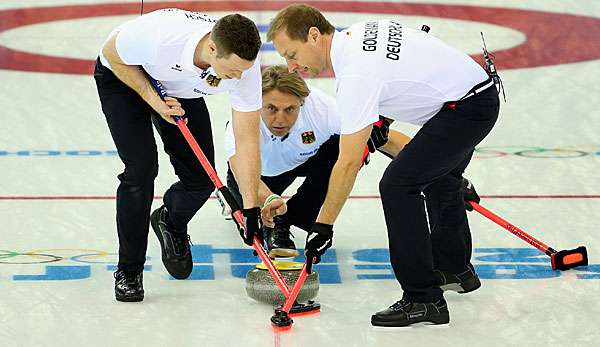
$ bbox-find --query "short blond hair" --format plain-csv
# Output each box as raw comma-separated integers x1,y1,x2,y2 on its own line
267,4,334,42
262,65,310,99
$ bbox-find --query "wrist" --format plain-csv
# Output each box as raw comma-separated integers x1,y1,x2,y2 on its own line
312,222,333,235
242,207,260,216
262,193,282,208
145,86,165,109
242,195,260,209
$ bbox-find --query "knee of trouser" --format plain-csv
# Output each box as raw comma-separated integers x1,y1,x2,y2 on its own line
379,172,397,197
379,171,404,193
180,177,215,192
119,162,158,186
431,190,462,205
426,176,462,201
379,171,423,197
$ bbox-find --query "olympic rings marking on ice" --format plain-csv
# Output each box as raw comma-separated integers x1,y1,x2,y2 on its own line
0,249,114,265
3,146,598,159
474,146,599,159
0,250,19,259
0,249,62,264
514,148,589,158
71,253,118,264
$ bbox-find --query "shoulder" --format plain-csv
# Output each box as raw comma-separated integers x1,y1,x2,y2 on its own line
304,86,335,114
301,86,339,133
151,8,217,23
234,58,261,89
307,86,333,103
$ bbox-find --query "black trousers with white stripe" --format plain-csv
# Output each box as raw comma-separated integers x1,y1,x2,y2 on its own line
94,59,215,273
227,136,340,232
380,86,499,302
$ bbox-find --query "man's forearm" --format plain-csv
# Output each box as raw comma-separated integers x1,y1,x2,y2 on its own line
235,148,260,208
317,161,361,225
111,64,163,108
258,180,274,205
317,125,372,225
230,155,270,207
378,129,411,157
231,112,261,208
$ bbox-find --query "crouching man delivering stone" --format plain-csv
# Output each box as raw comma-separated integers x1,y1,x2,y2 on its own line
224,65,410,258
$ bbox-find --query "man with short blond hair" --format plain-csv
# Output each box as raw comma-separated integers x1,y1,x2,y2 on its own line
224,65,409,258
269,4,498,327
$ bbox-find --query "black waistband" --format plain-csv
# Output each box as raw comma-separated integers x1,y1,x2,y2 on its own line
459,77,495,101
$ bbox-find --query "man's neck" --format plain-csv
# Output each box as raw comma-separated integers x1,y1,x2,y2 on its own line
193,33,212,70
322,33,334,72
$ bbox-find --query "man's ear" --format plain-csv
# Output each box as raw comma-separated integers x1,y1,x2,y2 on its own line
207,39,217,56
307,27,321,44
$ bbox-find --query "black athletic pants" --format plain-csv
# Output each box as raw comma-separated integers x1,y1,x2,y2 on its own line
379,86,499,302
94,59,215,273
227,136,340,232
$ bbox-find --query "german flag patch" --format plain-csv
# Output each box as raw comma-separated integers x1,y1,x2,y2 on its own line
301,131,316,144
206,74,222,87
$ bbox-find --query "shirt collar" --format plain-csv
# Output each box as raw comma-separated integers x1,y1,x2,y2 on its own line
330,30,342,75
182,31,210,73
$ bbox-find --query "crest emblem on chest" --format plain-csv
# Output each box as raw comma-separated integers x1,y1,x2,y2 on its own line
206,74,222,87
301,131,316,144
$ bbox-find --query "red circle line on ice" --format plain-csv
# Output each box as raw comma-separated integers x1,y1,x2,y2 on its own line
1,1,600,75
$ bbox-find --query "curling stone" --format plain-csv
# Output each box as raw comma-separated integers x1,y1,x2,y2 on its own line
245,261,319,305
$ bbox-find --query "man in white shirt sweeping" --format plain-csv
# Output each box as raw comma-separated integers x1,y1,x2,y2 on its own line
94,8,263,302
268,4,499,327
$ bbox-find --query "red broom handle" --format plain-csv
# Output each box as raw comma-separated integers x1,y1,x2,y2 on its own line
174,118,291,297
149,77,291,297
175,121,224,188
178,119,292,296
470,201,553,255
282,263,310,313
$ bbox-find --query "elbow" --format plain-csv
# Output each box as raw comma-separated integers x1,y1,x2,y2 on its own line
337,157,363,174
101,37,116,62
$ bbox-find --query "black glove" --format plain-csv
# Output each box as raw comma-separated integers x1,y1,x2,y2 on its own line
361,145,371,166
240,207,260,246
460,178,480,211
305,223,333,273
367,116,391,153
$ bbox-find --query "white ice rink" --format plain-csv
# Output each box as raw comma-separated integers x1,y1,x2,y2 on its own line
1,0,600,346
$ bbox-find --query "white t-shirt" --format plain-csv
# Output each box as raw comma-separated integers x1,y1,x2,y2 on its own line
99,8,261,112
331,20,489,134
225,87,340,176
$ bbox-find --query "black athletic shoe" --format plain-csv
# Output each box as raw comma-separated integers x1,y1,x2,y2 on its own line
263,216,299,258
114,270,144,302
435,264,481,294
151,206,193,279
371,297,449,327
